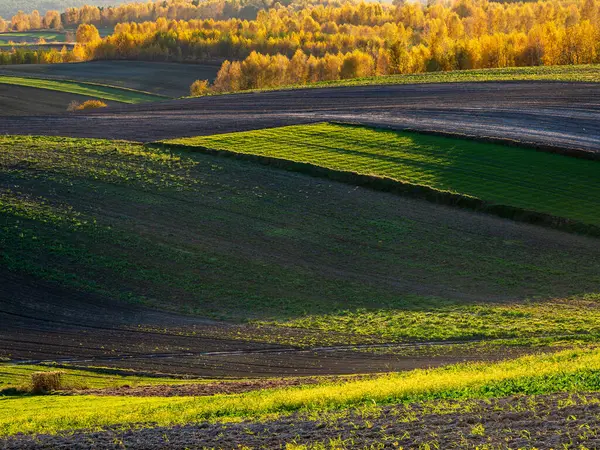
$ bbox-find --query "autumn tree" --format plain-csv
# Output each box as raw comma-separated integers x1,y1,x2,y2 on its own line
190,79,210,96
76,24,101,44
44,11,62,30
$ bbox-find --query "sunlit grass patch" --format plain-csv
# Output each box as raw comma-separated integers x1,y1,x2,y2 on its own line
163,123,600,227
259,296,600,342
2,348,600,436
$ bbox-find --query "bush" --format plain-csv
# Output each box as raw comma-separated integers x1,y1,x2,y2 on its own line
190,79,209,97
67,100,108,111
31,371,64,393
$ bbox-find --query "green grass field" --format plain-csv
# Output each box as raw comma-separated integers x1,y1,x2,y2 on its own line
1,131,600,444
1,134,600,344
0,75,166,104
164,123,600,227
1,348,600,437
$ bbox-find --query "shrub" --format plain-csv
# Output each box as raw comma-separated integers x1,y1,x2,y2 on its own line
31,371,64,393
77,100,108,110
67,100,108,111
190,79,209,97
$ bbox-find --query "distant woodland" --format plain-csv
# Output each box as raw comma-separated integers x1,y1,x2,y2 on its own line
0,1,130,18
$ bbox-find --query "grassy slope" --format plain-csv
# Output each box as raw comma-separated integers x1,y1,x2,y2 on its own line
1,348,600,436
1,135,600,343
164,123,600,226
244,64,600,94
0,75,166,103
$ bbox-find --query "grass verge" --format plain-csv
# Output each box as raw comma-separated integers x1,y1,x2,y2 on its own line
1,348,600,436
161,123,600,230
0,75,167,104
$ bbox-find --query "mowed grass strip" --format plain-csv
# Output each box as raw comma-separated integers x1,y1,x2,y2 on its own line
164,123,600,226
0,76,166,104
2,348,600,436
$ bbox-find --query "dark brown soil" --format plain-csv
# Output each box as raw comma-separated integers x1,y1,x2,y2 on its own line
0,61,220,98
3,392,600,449
0,85,119,116
0,82,599,155
74,375,369,397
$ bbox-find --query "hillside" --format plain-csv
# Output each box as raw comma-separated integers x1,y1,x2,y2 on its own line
1,129,600,447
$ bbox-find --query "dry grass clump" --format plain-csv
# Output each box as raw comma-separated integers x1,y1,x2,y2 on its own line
31,371,64,394
67,100,108,111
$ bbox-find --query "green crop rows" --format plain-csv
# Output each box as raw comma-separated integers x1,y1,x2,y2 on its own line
165,123,600,226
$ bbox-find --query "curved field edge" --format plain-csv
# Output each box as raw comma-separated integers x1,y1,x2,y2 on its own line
1,348,600,437
0,76,167,104
158,123,600,236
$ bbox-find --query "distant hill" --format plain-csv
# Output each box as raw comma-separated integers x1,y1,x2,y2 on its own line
0,0,131,17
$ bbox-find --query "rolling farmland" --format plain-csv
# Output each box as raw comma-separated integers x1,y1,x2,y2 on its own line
0,76,165,104
1,64,600,447
0,61,217,115
165,123,600,227
2,134,600,364
0,82,598,156
0,61,219,97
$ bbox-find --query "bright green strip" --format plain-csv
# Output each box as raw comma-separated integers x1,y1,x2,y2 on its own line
164,123,600,225
0,76,166,103
2,348,600,436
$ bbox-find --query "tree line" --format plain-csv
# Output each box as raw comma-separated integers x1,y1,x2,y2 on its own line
0,0,298,33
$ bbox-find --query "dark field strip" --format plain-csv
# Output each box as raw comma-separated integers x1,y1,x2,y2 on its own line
164,123,600,230
1,82,599,155
0,61,219,98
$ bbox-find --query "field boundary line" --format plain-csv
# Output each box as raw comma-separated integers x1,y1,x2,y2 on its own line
152,139,600,238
